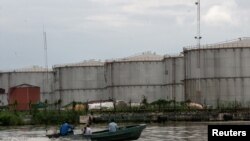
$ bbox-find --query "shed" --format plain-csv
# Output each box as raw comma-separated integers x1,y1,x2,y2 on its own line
9,84,40,111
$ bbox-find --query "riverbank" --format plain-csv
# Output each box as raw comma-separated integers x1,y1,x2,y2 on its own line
92,110,250,123
1,109,250,126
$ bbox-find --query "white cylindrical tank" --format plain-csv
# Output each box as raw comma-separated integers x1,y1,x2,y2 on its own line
105,52,166,103
184,38,250,108
0,66,54,105
163,55,184,102
53,60,106,106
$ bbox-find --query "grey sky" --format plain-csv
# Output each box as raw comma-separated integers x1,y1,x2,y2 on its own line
0,0,249,70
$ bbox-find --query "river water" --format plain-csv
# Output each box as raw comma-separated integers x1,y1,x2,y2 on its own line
0,121,249,141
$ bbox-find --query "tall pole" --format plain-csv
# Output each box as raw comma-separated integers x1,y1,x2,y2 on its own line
195,0,201,50
43,26,49,96
195,0,202,102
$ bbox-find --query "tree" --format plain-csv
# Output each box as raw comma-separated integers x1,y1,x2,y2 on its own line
29,100,32,114
72,101,76,111
13,100,18,114
129,99,132,111
44,99,48,112
57,99,62,113
141,95,148,107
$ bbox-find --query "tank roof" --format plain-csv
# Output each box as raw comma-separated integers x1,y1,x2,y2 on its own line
2,66,52,73
53,60,104,68
106,51,163,62
163,53,184,58
184,37,250,51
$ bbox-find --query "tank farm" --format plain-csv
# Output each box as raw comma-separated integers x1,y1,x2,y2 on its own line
1,38,250,109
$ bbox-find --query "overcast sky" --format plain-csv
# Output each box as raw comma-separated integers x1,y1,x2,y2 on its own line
1,0,250,70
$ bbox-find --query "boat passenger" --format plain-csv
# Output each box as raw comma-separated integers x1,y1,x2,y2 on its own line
108,118,118,132
60,122,74,136
83,124,92,135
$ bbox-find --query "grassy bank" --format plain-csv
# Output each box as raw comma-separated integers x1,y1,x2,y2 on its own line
1,99,250,126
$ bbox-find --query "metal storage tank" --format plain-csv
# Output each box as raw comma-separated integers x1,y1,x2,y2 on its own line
0,73,8,106
9,84,40,111
163,55,184,102
53,60,106,106
0,66,54,105
184,37,250,108
105,52,166,103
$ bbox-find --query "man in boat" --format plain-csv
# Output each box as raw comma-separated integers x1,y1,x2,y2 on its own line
83,124,92,135
60,121,74,136
108,118,118,132
82,124,92,141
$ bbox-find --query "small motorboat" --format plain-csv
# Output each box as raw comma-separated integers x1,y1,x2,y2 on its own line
46,124,147,141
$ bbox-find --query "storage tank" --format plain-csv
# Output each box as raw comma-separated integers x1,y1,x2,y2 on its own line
0,66,54,105
53,60,106,106
105,52,165,103
184,37,250,108
0,73,8,105
163,55,184,102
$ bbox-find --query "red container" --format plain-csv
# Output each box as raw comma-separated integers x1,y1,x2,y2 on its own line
9,84,40,111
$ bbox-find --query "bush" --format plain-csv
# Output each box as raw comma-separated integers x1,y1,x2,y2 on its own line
0,112,24,126
31,110,81,125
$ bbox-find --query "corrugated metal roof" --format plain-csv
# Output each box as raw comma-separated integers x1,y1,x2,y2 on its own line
184,37,250,51
53,59,104,68
3,66,52,73
106,51,163,62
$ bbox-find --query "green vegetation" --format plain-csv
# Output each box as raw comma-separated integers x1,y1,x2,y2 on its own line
1,99,250,126
30,101,86,125
0,111,24,126
31,110,83,125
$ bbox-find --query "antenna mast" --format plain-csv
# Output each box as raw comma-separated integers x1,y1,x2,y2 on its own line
195,0,202,100
43,26,49,93
195,0,201,50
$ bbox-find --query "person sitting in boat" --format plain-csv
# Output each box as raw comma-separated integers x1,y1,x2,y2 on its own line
108,118,118,132
60,122,74,136
83,124,92,135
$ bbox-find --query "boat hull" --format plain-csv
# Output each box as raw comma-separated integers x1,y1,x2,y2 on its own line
90,124,146,141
